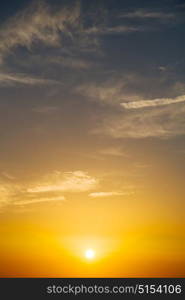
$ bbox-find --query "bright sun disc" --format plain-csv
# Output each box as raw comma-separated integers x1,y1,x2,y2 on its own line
85,249,95,259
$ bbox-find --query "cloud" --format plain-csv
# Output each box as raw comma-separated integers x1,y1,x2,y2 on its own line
0,0,99,85
0,170,98,211
0,0,81,63
94,96,185,139
158,66,167,72
83,7,181,37
78,79,185,139
85,25,143,35
27,170,98,193
76,81,126,105
14,195,65,206
76,78,145,107
0,0,181,68
0,182,19,210
89,191,132,198
84,9,180,37
53,56,92,69
1,172,15,180
98,146,127,157
0,185,11,209
0,185,66,209
121,94,185,109
0,72,58,86
121,9,175,20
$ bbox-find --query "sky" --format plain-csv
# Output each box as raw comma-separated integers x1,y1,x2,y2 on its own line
0,0,185,277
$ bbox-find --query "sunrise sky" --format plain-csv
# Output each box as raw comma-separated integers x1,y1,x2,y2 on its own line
0,0,185,277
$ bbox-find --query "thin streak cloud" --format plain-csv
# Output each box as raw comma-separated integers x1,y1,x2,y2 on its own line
27,171,98,193
0,72,58,86
120,9,175,20
14,196,66,206
89,191,132,198
121,95,185,109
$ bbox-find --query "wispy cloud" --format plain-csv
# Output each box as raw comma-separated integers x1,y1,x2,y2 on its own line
85,9,180,38
1,172,15,181
94,96,185,139
98,146,127,157
121,94,185,109
0,72,58,86
0,185,11,209
0,182,19,210
76,78,146,107
89,191,132,198
0,0,181,68
0,170,98,211
120,9,175,20
14,196,66,206
76,81,126,105
1,0,166,67
53,56,93,69
0,0,81,63
85,25,143,35
27,170,98,193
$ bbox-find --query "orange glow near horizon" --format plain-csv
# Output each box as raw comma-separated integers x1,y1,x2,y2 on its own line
1,201,185,277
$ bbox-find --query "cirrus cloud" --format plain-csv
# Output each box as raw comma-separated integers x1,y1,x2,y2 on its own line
0,71,59,86
93,95,185,139
89,191,133,198
0,0,81,63
27,170,98,193
121,94,185,109
14,195,66,206
0,170,98,212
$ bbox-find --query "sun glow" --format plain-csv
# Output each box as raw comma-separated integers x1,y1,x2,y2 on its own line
85,249,95,260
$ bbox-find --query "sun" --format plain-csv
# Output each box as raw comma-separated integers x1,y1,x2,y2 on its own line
85,249,95,260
